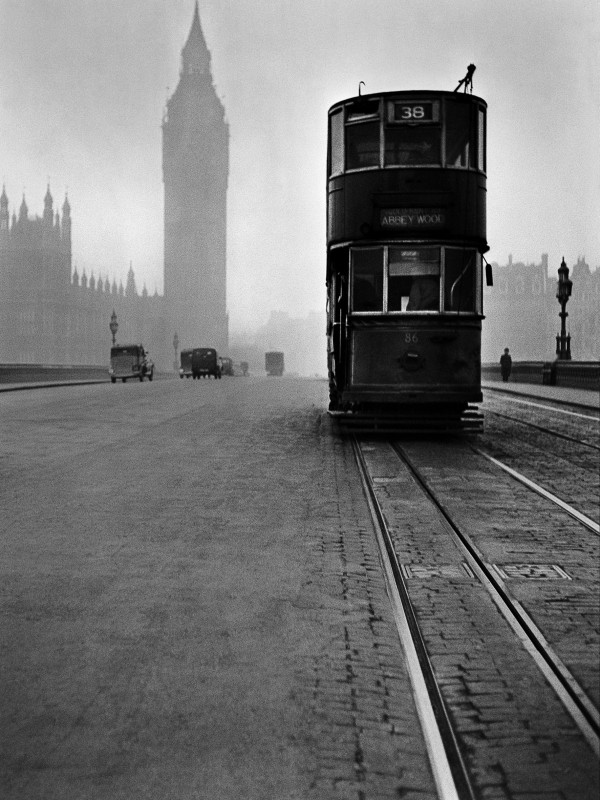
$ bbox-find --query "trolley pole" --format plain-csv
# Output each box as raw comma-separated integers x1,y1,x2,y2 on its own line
555,258,573,360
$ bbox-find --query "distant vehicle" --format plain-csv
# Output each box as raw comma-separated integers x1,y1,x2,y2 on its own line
265,351,285,377
240,361,249,376
179,349,193,378
220,356,234,376
109,344,154,383
192,347,221,379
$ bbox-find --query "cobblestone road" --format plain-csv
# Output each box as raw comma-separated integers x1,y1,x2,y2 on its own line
1,378,597,799
1,378,435,800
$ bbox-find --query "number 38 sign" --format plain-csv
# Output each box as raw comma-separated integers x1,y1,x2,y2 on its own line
390,101,438,124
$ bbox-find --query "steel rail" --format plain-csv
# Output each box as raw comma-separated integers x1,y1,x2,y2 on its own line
391,442,600,756
485,409,600,452
474,448,599,535
484,390,599,420
352,438,477,800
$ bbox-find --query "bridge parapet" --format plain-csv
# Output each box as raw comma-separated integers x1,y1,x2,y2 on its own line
482,361,599,391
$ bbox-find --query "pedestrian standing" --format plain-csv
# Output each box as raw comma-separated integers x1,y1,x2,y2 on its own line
500,347,512,382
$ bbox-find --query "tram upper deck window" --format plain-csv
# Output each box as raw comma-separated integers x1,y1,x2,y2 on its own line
445,100,476,168
329,110,344,176
336,99,381,172
346,121,380,170
347,98,380,122
385,100,441,167
388,247,440,312
444,249,478,312
478,108,486,172
351,248,384,312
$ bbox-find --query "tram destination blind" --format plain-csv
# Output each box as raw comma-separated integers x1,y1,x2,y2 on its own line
380,207,445,229
389,101,438,124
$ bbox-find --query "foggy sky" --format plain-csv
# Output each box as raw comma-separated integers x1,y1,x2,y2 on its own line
1,0,598,333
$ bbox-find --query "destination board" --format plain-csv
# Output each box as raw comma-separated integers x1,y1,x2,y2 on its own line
380,208,446,228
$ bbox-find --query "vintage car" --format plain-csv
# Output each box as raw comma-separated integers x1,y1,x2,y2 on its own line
179,349,193,378
191,347,221,379
109,344,154,383
219,356,234,376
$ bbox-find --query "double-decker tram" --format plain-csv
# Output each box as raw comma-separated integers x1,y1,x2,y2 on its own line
326,85,489,432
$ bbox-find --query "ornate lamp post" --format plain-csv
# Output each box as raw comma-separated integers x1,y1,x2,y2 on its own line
555,258,573,360
173,332,179,373
109,309,119,346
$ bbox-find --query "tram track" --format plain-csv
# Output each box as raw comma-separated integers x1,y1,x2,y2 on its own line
483,386,599,416
353,435,599,799
353,438,476,800
472,448,599,534
388,442,600,741
484,408,600,452
480,396,599,522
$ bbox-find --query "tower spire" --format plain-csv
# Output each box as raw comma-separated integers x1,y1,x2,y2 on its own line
126,261,137,297
43,184,53,228
181,1,210,76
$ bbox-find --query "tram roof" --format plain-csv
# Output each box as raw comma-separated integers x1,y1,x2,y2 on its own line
328,89,486,115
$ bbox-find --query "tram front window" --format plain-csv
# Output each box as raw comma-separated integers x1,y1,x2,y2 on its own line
445,249,477,312
351,249,383,311
346,122,380,170
388,248,440,311
385,126,441,166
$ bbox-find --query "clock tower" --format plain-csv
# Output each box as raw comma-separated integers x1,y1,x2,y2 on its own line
163,2,229,352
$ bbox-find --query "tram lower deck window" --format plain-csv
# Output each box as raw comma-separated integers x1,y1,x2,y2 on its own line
349,246,479,314
388,248,440,311
351,248,384,311
445,249,477,312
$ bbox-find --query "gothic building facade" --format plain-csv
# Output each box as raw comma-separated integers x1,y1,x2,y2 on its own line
0,3,228,370
0,185,164,365
482,253,599,363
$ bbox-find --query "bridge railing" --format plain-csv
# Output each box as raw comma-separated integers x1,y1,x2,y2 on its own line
482,361,599,391
0,364,108,384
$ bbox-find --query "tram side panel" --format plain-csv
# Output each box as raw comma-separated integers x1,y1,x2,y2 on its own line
328,169,486,248
348,320,481,404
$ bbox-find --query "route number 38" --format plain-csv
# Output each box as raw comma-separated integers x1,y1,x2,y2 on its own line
399,105,425,120
405,332,419,344
393,102,434,123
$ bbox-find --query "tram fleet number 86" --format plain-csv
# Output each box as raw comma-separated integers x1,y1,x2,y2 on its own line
326,87,490,432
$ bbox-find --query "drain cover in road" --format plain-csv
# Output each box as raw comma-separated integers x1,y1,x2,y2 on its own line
401,563,475,579
492,563,571,580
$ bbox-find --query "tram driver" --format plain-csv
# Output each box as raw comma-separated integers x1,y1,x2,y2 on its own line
406,275,439,310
